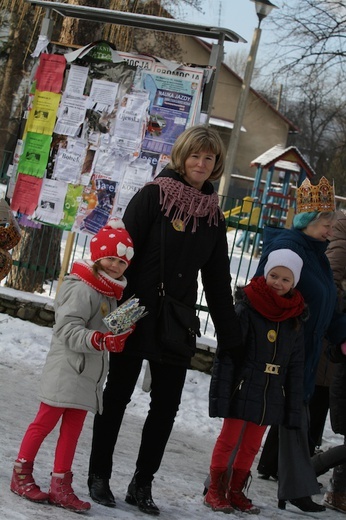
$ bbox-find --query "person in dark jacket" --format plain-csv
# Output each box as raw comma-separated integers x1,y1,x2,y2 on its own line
258,211,346,481
254,177,346,513
87,125,243,516
205,249,306,514
323,210,346,512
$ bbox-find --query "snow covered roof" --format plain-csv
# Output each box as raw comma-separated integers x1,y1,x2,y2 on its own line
250,145,316,178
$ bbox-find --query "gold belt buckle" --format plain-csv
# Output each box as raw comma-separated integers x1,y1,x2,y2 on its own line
264,363,280,375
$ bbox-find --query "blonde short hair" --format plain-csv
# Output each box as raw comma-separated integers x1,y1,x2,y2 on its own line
167,125,225,181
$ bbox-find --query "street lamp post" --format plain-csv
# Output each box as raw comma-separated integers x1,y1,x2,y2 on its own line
218,0,278,205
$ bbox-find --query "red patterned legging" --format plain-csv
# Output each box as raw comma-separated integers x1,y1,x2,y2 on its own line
17,402,87,473
210,418,267,472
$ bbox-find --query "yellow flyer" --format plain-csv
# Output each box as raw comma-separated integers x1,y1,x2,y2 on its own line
24,90,61,136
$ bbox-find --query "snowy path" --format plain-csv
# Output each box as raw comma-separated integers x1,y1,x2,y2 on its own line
1,316,346,519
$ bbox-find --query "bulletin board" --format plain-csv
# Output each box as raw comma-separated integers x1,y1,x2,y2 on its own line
6,40,207,237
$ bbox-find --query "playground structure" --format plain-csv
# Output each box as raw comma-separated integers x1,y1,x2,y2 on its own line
225,144,316,254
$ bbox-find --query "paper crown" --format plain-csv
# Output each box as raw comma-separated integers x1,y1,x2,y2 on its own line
296,176,335,213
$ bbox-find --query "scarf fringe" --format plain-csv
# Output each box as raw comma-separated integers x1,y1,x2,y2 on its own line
150,177,223,233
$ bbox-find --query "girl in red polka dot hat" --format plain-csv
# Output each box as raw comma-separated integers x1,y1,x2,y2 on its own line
11,218,134,513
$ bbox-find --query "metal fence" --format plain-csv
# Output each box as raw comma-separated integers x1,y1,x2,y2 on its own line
1,150,290,334
3,196,271,323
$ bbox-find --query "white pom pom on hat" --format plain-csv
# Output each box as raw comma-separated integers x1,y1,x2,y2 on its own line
264,249,303,287
90,218,134,266
106,218,126,230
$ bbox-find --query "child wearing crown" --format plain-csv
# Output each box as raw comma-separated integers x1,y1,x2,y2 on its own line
253,176,346,513
10,219,135,513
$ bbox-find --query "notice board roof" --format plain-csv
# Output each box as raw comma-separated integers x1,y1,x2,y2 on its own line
27,1,246,44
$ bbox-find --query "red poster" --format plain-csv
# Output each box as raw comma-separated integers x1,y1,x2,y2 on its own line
35,53,66,93
10,173,43,216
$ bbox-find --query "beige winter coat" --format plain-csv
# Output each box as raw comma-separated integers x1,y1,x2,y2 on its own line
326,210,346,311
38,275,118,414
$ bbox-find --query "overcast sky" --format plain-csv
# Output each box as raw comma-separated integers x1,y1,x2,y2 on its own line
174,0,280,61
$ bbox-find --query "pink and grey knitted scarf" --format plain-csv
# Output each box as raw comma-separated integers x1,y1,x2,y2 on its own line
149,177,223,232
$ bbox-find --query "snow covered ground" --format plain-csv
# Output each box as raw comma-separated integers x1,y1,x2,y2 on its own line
1,313,346,520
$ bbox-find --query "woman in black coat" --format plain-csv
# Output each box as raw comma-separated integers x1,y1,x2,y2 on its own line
87,125,243,515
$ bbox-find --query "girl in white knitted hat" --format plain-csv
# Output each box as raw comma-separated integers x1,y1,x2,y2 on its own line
206,249,306,514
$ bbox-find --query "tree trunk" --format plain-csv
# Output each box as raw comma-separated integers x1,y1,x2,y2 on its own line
0,1,36,166
6,226,62,293
59,0,107,46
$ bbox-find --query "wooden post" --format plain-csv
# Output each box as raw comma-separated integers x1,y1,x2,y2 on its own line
285,207,295,229
56,231,75,295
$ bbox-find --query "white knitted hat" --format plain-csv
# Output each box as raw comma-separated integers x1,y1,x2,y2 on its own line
264,249,303,287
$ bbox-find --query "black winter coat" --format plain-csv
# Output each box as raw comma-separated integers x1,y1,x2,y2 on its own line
329,360,346,435
121,168,243,367
209,288,305,428
256,226,346,401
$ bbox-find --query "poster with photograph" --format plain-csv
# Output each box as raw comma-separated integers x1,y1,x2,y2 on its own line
72,174,119,235
33,178,67,225
136,63,204,155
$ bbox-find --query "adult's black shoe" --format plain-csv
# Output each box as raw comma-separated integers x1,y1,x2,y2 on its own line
258,472,278,481
88,474,116,508
278,496,326,512
125,475,160,516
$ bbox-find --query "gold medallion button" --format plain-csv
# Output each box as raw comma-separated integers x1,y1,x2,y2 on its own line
172,219,185,232
267,329,277,342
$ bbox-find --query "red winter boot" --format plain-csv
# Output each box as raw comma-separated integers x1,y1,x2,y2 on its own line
204,468,234,513
228,468,260,514
49,471,91,513
10,460,49,503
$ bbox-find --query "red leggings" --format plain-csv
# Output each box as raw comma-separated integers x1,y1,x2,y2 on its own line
17,402,87,473
210,418,267,473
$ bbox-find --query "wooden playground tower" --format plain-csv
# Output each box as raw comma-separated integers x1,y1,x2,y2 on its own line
224,144,316,254
226,144,316,229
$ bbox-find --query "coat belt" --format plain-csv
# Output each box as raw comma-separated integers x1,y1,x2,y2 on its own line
264,363,280,375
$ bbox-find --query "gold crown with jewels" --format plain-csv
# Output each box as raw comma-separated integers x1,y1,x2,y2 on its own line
296,176,335,213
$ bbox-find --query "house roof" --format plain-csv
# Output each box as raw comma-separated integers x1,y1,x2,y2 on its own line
250,144,316,178
196,38,299,134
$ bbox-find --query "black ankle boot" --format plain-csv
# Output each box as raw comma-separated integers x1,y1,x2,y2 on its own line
88,474,116,507
258,472,278,481
125,474,160,516
289,496,326,512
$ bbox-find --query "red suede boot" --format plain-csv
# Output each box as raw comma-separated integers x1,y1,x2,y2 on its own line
49,471,91,513
204,468,234,513
228,468,260,514
10,460,49,503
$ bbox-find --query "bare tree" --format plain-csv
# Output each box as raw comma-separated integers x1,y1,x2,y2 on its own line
0,1,38,167
265,0,346,77
225,48,262,79
267,72,346,195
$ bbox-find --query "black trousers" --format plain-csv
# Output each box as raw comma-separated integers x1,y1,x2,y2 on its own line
89,354,187,485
